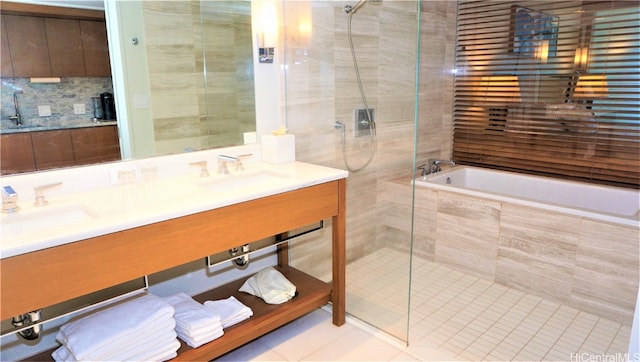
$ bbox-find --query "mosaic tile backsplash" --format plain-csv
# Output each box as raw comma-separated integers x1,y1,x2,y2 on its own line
0,77,113,130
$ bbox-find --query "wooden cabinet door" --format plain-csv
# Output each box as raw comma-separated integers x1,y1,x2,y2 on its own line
80,20,111,77
1,16,15,77
0,134,36,175
71,126,121,165
3,15,51,77
45,18,85,76
31,130,75,170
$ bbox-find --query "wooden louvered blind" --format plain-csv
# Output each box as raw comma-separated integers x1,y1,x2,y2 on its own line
453,0,639,188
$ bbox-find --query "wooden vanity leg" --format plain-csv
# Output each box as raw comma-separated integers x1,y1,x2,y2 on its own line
332,178,346,326
277,235,289,268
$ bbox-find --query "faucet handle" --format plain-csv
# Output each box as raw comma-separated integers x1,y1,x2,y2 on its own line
417,164,428,177
34,182,63,207
2,186,19,213
189,161,210,177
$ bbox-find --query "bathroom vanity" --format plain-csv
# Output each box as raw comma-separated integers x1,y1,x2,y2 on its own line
0,154,346,360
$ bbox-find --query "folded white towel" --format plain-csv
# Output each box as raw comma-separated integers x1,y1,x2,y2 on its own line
83,320,177,361
204,296,253,329
56,293,175,361
163,292,222,333
178,327,224,348
162,292,225,348
52,335,180,362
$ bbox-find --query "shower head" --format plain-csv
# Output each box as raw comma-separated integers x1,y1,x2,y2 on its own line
344,0,368,14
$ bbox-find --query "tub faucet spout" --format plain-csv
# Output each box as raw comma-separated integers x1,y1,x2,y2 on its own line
428,159,455,174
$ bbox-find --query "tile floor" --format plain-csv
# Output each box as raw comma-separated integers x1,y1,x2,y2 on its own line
218,248,633,361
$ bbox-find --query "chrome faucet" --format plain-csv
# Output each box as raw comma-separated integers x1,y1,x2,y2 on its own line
427,158,455,174
9,91,24,126
189,161,210,177
34,182,63,206
217,155,244,174
2,185,19,213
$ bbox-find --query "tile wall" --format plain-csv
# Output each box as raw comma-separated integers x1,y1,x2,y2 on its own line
140,0,255,154
286,1,457,278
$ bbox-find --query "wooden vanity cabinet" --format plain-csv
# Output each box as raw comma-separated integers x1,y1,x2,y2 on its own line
2,14,51,77
0,133,36,174
2,179,347,361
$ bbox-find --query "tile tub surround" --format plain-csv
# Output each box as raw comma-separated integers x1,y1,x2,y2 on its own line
383,179,639,325
0,77,113,130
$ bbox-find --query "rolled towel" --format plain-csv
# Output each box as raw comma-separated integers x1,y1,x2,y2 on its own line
56,293,175,361
239,267,297,304
204,296,253,329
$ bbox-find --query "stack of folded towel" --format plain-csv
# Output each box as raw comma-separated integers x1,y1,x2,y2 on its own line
204,296,253,328
52,293,180,362
162,293,223,348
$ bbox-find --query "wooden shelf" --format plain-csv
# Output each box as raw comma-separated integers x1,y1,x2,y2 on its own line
23,266,331,362
7,178,346,361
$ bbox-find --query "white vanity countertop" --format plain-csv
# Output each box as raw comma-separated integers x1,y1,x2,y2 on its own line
0,159,348,259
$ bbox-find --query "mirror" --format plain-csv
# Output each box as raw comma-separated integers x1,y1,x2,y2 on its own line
0,0,257,174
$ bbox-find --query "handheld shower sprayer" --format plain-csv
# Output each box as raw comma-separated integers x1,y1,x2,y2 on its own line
344,0,368,14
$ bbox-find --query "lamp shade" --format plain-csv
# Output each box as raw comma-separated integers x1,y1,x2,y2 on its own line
574,74,608,99
480,75,522,103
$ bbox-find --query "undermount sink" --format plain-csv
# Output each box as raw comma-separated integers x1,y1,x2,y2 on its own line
1,203,97,240
194,170,293,192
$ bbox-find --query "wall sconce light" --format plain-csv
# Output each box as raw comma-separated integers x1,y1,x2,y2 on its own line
255,0,278,64
258,33,275,63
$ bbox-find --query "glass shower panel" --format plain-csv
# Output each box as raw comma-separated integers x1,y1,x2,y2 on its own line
281,0,421,342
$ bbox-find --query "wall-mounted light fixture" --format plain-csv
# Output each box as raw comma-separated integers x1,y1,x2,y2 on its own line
255,0,278,64
29,77,61,84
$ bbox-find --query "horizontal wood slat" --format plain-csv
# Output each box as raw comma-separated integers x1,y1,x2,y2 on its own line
453,0,639,188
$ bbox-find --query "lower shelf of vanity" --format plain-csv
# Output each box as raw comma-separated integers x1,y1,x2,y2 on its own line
25,266,332,361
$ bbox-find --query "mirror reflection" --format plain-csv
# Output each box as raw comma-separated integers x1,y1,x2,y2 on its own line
0,0,257,175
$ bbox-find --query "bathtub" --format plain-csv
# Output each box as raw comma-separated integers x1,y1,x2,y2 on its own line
415,166,639,227
410,165,639,323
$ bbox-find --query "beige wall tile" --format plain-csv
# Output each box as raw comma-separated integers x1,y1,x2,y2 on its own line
572,219,639,323
496,203,581,303
435,192,501,280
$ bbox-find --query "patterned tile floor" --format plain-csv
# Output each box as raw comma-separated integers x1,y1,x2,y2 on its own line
347,248,633,361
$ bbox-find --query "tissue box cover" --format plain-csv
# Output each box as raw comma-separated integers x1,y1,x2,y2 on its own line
261,134,295,163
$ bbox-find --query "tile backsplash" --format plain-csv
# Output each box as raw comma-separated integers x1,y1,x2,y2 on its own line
0,77,113,130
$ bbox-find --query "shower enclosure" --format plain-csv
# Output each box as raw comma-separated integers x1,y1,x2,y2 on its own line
280,0,434,342
280,2,636,359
